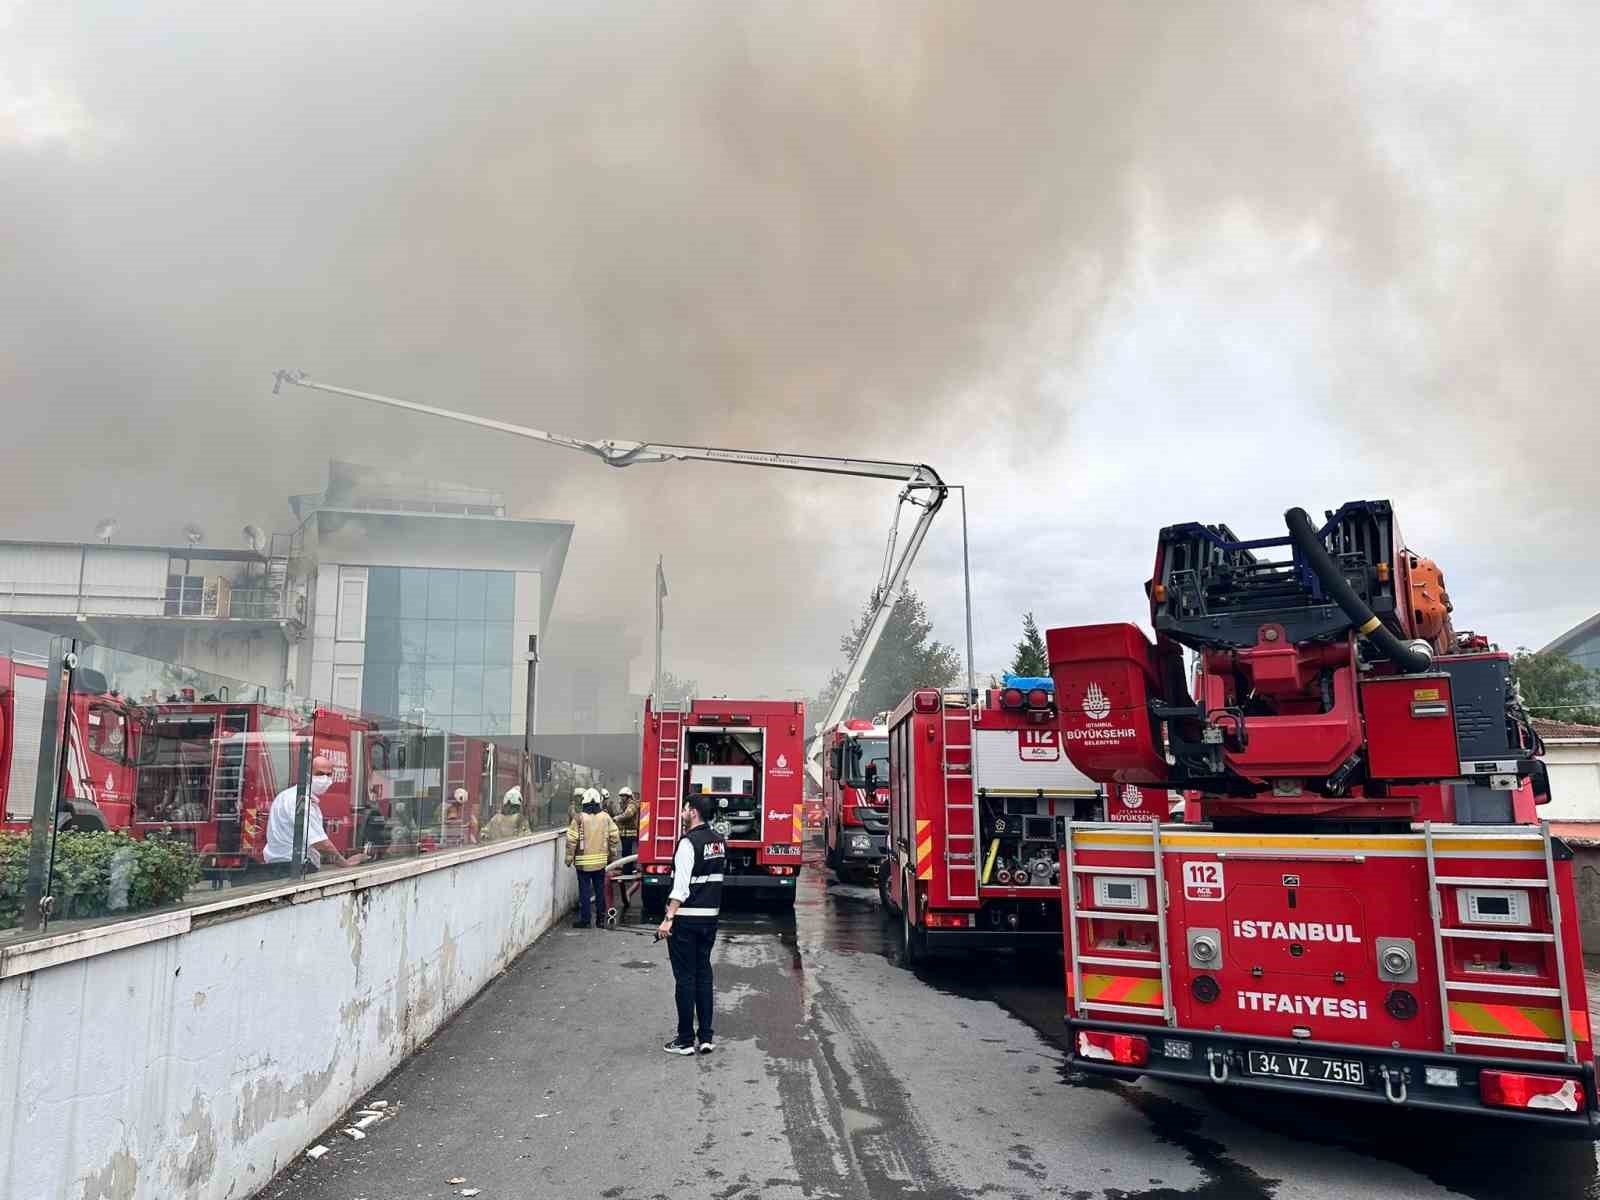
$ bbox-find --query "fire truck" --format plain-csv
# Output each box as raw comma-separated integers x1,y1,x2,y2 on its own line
882,679,1101,963
1,656,136,835
637,697,806,914
130,700,397,874
1049,500,1596,1130
821,716,890,882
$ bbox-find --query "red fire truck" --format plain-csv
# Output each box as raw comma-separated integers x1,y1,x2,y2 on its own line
882,680,1102,963
1049,500,1596,1131
130,700,398,874
821,716,890,882
1,656,137,836
637,697,806,914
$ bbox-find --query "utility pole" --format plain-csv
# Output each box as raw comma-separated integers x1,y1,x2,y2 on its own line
951,484,976,699
654,556,667,699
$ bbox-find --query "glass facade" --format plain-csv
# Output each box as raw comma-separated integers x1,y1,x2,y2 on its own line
361,567,517,735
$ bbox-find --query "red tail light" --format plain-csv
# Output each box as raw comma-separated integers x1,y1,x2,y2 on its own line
1479,1070,1584,1113
1076,1030,1149,1066
913,689,941,713
842,805,864,826
924,911,973,928
644,863,673,875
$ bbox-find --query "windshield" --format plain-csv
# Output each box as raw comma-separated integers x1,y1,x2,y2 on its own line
843,737,889,789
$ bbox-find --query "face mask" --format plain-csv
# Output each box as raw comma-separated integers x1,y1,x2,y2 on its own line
310,774,334,796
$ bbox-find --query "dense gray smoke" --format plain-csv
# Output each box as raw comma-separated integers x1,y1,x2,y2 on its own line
2,3,1596,694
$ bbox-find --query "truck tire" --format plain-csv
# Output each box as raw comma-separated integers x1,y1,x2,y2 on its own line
877,858,892,909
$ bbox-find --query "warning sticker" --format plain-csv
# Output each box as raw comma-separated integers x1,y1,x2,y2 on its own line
1182,860,1225,902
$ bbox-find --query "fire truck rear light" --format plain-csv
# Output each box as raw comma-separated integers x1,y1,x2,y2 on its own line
1479,1070,1583,1113
1160,1039,1192,1061
1424,1066,1459,1088
644,863,673,875
924,911,973,929
1077,1030,1148,1066
1001,688,1025,710
913,689,941,714
1026,688,1050,709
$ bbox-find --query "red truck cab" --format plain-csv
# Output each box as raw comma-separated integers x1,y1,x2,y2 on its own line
822,717,889,881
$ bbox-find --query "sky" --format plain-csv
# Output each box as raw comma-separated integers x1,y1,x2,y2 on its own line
2,2,1596,700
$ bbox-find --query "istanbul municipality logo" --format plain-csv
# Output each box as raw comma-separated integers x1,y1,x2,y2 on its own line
1082,681,1111,721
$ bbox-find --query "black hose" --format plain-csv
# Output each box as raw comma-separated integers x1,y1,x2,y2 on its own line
1284,507,1432,674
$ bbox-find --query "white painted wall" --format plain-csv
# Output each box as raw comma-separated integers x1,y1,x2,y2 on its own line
0,835,577,1200
1543,740,1600,821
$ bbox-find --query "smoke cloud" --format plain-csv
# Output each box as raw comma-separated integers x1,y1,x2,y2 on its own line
2,3,1595,696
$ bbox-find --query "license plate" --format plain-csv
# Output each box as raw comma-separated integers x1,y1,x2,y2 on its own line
1247,1051,1364,1087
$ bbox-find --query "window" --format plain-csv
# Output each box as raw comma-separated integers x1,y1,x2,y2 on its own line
359,566,517,731
337,570,367,641
332,667,362,711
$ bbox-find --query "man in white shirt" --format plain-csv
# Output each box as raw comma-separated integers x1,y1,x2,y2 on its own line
263,753,366,875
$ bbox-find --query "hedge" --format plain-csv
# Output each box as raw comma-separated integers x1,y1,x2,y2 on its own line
0,831,202,930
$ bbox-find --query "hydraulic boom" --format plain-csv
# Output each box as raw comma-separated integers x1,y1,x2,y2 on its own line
272,370,947,785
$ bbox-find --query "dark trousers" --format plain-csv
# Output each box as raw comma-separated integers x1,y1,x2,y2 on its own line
576,868,607,924
668,921,717,1043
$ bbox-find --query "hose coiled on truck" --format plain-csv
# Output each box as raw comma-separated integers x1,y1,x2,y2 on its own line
1284,507,1432,674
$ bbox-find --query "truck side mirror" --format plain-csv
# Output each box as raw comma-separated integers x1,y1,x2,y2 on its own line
829,748,843,776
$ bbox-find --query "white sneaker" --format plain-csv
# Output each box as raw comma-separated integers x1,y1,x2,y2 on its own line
696,1038,715,1055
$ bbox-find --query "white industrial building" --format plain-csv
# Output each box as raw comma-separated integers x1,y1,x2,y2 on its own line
0,461,572,736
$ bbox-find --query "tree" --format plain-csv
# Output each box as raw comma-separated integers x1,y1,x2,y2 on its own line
817,585,962,721
1009,612,1048,678
1510,649,1600,726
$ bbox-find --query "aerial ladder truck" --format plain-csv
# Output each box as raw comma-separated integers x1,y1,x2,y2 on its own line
1048,500,1595,1131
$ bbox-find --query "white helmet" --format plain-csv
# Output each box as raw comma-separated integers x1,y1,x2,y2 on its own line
502,786,523,810
618,786,633,797
582,787,604,810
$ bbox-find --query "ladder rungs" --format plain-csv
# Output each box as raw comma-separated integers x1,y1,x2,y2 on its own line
1451,1033,1567,1054
1078,1000,1166,1017
1438,928,1555,943
1076,909,1160,922
1444,979,1563,998
1071,865,1155,876
1076,954,1162,968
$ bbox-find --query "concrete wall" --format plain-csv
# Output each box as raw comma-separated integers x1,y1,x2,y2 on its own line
0,833,576,1200
1544,741,1600,821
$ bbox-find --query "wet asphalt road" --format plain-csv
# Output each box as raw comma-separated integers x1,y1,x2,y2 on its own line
262,843,1600,1200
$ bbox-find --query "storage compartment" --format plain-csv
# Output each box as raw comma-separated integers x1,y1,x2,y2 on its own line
1361,673,1459,779
1046,622,1169,784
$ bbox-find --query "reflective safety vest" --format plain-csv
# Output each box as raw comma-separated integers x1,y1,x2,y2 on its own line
674,824,726,925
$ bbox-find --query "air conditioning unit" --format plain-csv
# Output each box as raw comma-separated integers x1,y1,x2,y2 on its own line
200,577,232,618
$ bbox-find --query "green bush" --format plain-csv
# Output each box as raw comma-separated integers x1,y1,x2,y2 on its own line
0,831,202,930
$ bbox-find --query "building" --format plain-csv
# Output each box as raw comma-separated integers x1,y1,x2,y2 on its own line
1536,718,1600,827
1542,611,1600,674
292,462,572,736
0,461,573,737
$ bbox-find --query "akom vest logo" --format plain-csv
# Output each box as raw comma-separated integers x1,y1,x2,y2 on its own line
1082,682,1111,721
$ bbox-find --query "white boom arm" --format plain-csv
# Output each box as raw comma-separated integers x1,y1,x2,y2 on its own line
272,371,945,787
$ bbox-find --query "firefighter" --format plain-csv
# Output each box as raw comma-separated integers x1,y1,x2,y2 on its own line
610,785,640,912
565,787,619,929
481,787,531,842
659,792,723,1055
441,788,473,849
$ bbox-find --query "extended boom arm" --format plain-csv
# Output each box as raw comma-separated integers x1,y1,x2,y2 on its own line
272,371,946,786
